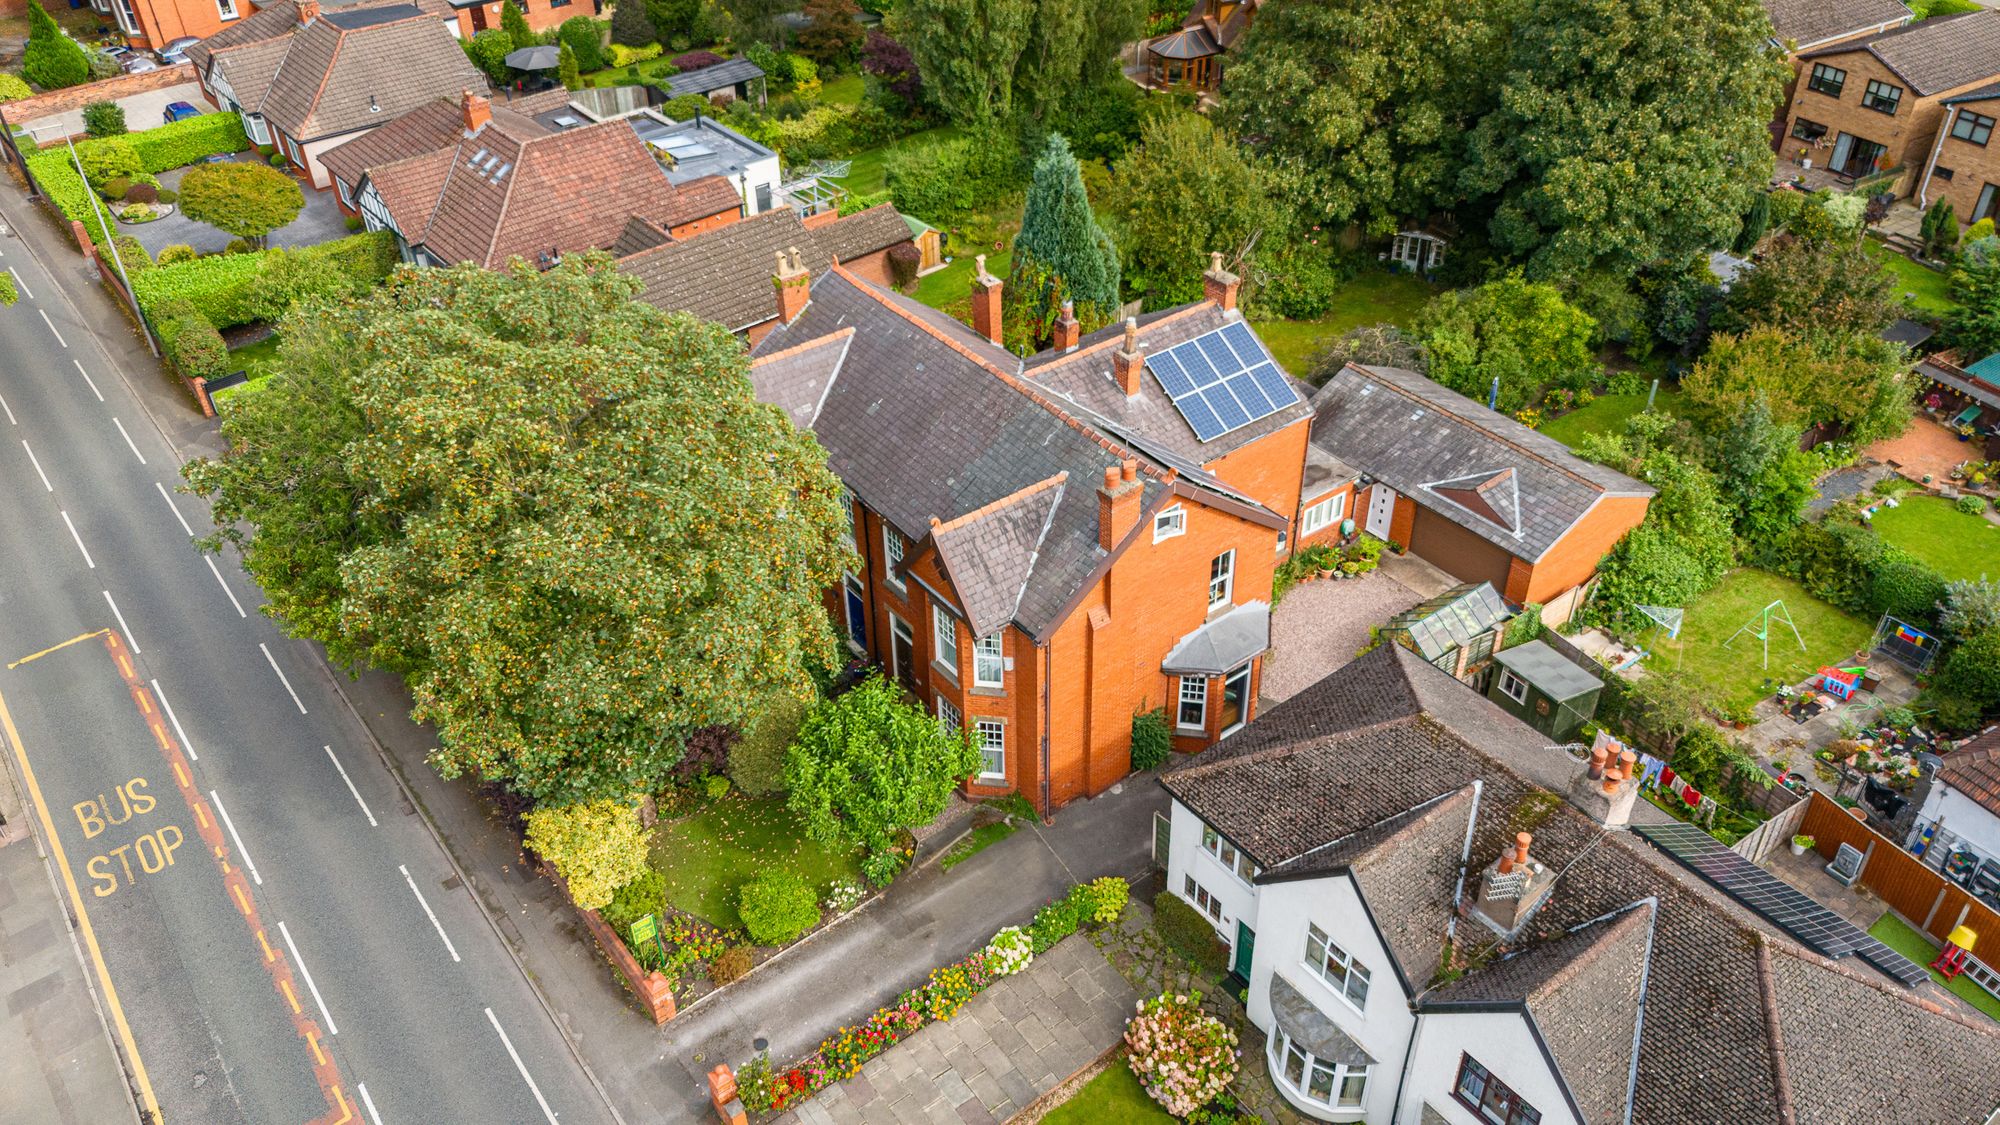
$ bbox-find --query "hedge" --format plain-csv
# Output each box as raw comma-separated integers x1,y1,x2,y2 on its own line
883,130,1025,222
130,230,398,327
24,114,251,256
153,298,230,382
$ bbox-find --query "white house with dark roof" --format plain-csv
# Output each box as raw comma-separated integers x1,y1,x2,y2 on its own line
1161,643,2000,1124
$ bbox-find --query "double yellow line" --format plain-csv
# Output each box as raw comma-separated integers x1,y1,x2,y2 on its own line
0,657,161,1123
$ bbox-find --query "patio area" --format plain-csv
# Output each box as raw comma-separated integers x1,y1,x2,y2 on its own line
123,155,353,258
1261,571,1424,704
1867,415,1983,486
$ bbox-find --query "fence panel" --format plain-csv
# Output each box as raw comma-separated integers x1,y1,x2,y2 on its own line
1797,791,2000,943
1733,798,1808,866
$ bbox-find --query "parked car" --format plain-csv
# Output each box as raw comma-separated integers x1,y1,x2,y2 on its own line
162,101,201,124
120,53,161,73
154,36,201,65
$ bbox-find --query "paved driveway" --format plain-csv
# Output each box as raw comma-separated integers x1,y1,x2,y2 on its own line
123,155,350,257
1261,571,1424,704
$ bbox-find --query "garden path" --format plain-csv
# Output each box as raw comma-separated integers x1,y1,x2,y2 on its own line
1261,571,1423,704
128,155,350,257
773,936,1136,1125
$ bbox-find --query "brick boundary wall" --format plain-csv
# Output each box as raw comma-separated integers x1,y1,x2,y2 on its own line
0,64,201,135
537,860,677,1024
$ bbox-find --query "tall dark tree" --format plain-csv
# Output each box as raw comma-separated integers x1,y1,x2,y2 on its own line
1007,134,1119,346
1456,0,1786,278
1014,0,1145,120
797,0,864,66
861,30,921,104
891,0,1032,125
610,0,657,45
1946,255,2000,360
501,0,535,50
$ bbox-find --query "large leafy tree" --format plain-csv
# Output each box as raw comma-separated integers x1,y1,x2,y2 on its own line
1411,273,1598,414
1945,255,2000,360
784,675,980,873
1007,133,1119,344
1219,0,1493,237
797,0,864,65
1714,235,1898,338
501,0,535,50
1107,113,1278,309
890,0,1033,125
1682,325,1910,447
178,161,305,249
1703,399,1817,542
609,0,656,46
1013,0,1144,121
185,258,852,802
1456,0,1785,279
22,0,89,90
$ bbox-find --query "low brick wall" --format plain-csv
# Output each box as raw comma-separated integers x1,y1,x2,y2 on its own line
1,65,203,142
538,860,677,1024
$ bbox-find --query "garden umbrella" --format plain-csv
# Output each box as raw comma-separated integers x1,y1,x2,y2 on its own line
503,45,561,70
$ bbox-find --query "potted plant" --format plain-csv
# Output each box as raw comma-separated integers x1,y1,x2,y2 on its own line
1790,834,1814,857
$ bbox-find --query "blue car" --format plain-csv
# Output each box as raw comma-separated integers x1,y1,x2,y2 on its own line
162,101,201,124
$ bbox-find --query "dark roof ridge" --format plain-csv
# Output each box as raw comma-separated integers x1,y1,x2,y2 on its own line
1755,938,1802,1125
929,472,1069,535
1346,364,1612,494
1526,899,1654,1003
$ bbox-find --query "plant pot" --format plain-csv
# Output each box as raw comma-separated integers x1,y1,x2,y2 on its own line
1318,569,1334,580
1790,841,1808,856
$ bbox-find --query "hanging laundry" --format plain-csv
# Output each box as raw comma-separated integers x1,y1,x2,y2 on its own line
1638,754,1666,787
1682,783,1701,808
1659,766,1678,791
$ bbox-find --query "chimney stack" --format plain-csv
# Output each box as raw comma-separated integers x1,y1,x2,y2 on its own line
461,90,491,136
1203,251,1240,312
1471,831,1552,937
1571,732,1640,828
1097,459,1142,550
1113,317,1144,397
773,247,810,325
970,254,1003,346
1052,299,1080,352
298,0,319,22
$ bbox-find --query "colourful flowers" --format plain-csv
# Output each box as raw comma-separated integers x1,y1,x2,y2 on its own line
1124,992,1239,1116
984,926,1034,977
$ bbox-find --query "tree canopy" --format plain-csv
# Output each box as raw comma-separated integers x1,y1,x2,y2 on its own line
1007,133,1120,344
1682,325,1910,447
890,0,1140,125
177,161,305,248
1714,235,1898,339
1411,273,1598,414
184,257,852,803
23,0,89,90
1107,113,1276,309
1945,255,2000,360
797,0,864,65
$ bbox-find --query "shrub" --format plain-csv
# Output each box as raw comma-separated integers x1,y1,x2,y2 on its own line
662,92,713,121
887,241,920,289
22,1,90,91
156,188,178,204
1130,708,1171,772
1028,897,1081,952
112,235,152,271
132,114,249,174
132,231,398,327
1255,243,1351,320
1153,890,1228,974
102,176,134,201
1069,876,1129,925
118,203,153,222
609,0,655,48
79,139,144,194
739,869,821,945
181,160,304,248
710,945,754,984
701,773,731,800
983,925,1033,976
1958,494,1988,516
557,15,607,70
268,152,289,168
785,674,979,862
1125,992,1239,1117
860,848,904,887
156,244,199,265
524,798,650,911
124,181,158,204
82,101,127,138
728,693,807,795
599,867,667,935
158,305,229,380
883,129,1024,222
467,27,515,82
607,41,662,66
1965,218,1997,248
671,49,724,70
0,74,31,103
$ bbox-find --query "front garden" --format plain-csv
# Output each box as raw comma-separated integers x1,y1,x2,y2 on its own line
639,794,864,932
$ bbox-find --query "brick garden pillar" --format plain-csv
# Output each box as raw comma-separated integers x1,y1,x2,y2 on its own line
708,1064,747,1125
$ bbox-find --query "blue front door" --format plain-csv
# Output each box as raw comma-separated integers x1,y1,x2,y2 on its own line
844,576,867,650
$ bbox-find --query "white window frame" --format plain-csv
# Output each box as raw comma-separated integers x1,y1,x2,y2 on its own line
1499,669,1529,705
931,605,960,679
1301,493,1347,537
838,486,857,548
1181,873,1225,926
936,696,962,737
1219,664,1251,737
1199,824,1257,883
972,634,1004,689
882,525,906,592
1177,675,1207,731
1153,504,1186,542
1303,922,1371,1011
216,0,239,18
888,613,914,682
1208,550,1234,609
1269,1028,1369,1111
974,718,1005,779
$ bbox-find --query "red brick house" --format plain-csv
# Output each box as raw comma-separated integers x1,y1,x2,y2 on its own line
124,0,580,51
748,258,1311,811
1301,364,1653,624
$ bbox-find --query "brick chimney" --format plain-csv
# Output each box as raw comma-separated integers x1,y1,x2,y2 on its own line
970,253,1003,346
1113,317,1144,397
1052,299,1080,352
460,90,491,136
1570,733,1640,828
1203,251,1240,312
773,247,809,325
297,0,319,23
1097,459,1142,550
1469,831,1554,937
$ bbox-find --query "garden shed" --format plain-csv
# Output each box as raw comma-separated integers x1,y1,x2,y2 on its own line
1486,639,1601,742
660,57,767,107
1381,582,1512,683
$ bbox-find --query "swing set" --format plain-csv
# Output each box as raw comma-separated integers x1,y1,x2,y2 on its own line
1722,600,1807,670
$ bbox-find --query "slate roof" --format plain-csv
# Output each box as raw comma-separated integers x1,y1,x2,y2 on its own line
1801,10,2000,96
619,205,914,334
747,328,852,428
660,56,765,99
1160,601,1270,676
1937,726,2000,818
240,4,486,140
1945,81,2000,106
749,268,1275,641
1309,364,1652,563
319,96,546,190
929,476,1068,638
1160,644,2000,1125
186,0,308,72
1762,0,1909,50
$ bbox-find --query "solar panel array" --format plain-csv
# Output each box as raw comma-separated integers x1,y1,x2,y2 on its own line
1634,823,1931,988
1147,322,1298,443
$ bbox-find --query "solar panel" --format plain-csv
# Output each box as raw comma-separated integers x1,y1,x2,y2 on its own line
1633,824,1931,988
1145,324,1299,443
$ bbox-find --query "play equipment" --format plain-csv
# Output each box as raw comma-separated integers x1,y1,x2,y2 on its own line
1814,666,1863,701
1635,604,1683,640
1723,599,1807,670
1871,615,1940,675
1931,925,1979,981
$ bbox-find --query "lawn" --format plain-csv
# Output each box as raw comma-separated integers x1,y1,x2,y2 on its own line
1866,242,1956,316
1039,1062,1173,1125
1252,270,1438,377
1537,389,1685,450
227,333,283,378
1868,913,2000,1022
828,125,960,196
1871,494,1998,582
818,72,865,107
649,795,863,931
1642,569,1875,715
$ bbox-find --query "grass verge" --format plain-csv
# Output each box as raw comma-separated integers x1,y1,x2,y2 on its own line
1038,1060,1173,1124
940,820,1018,871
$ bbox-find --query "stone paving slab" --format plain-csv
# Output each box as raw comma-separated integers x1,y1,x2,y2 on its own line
773,934,1137,1125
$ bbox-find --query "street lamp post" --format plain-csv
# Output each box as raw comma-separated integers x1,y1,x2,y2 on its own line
28,123,157,356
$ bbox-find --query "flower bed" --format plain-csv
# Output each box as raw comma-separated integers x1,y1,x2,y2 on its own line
737,876,1129,1115
1125,992,1240,1116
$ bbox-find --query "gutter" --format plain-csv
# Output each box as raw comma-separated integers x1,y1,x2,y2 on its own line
1917,105,1956,210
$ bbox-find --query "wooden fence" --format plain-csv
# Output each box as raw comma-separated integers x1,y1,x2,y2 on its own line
1796,790,2000,945
1733,797,1808,866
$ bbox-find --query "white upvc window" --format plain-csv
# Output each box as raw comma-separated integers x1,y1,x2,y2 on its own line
1153,504,1185,542
1270,1029,1369,1110
936,696,962,737
1304,922,1371,1010
216,0,238,18
1199,824,1257,882
974,718,1005,779
882,526,906,591
1177,675,1207,730
1301,493,1347,537
838,486,857,548
931,605,959,678
1208,550,1234,609
972,634,1004,688
1499,669,1529,704
1181,873,1224,925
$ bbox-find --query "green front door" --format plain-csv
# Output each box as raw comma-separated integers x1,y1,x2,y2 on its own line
1232,921,1256,981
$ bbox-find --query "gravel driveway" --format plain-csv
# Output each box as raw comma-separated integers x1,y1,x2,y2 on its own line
1261,571,1423,703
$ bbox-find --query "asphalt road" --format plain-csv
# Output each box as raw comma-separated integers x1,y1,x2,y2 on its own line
0,196,616,1124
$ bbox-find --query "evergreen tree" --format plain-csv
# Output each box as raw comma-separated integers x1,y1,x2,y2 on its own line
501,0,535,50
559,41,581,90
1006,133,1119,348
610,0,656,46
22,0,90,91
891,0,1033,125
1733,193,1769,255
1920,200,1958,260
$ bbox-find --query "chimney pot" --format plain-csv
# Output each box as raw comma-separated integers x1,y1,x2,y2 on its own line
1121,459,1137,482
1114,316,1144,397
1098,459,1143,550
773,246,810,325
970,255,1003,346
1601,767,1625,795
1619,750,1638,778
298,0,319,22
1203,251,1240,312
1588,745,1609,779
1053,299,1080,352
1103,466,1120,488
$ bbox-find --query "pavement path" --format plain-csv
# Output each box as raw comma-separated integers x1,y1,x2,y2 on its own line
0,175,615,1125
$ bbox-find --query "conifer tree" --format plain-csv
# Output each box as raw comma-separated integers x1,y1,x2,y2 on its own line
22,0,90,90
1006,133,1119,349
